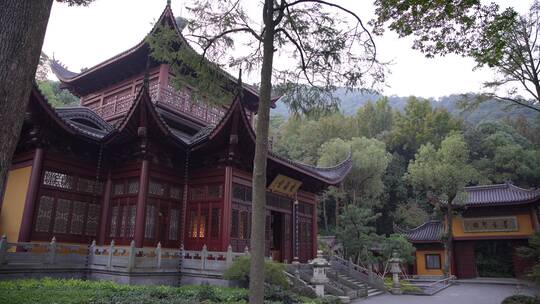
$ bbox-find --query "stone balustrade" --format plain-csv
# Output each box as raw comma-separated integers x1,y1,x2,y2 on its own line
0,235,249,285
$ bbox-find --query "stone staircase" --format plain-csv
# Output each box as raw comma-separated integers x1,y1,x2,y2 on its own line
286,258,386,302
334,272,384,298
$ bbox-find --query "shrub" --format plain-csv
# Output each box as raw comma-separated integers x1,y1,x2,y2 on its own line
0,278,249,304
383,277,422,293
223,256,289,289
502,295,540,304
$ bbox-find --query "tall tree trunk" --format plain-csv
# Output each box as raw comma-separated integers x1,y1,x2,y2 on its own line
249,0,275,303
0,0,54,199
444,198,454,276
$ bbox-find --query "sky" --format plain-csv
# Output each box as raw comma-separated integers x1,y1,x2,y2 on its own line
42,0,534,99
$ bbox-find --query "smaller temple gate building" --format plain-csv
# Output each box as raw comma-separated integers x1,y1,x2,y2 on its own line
0,4,351,283
396,183,540,279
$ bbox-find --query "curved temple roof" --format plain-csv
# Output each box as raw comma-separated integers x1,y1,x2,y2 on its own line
394,221,443,243
460,183,540,207
30,82,351,186
48,4,269,106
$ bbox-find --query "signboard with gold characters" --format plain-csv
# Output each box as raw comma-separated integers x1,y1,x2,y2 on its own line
268,174,302,197
462,216,518,233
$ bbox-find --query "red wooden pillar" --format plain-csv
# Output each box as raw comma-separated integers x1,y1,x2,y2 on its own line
98,171,112,245
222,166,233,251
18,148,44,242
134,159,149,247
292,199,299,263
530,205,540,232
312,199,317,259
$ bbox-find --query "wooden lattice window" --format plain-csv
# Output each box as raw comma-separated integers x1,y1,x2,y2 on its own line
127,205,136,238
145,204,157,238
425,254,441,269
113,183,125,196
210,208,220,239
53,198,70,234
110,206,119,237
199,208,209,238
69,201,86,235
170,186,182,200
148,180,165,196
231,209,239,238
207,184,222,199
240,211,249,240
189,209,198,238
169,209,180,241
127,180,139,194
190,187,205,201
43,171,74,190
35,196,54,232
85,203,100,237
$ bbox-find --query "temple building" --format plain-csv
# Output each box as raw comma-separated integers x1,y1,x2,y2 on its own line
396,183,540,278
0,4,351,265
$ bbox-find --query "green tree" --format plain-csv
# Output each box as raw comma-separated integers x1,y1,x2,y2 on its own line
274,113,355,164
148,1,384,301
0,0,93,201
355,97,393,138
406,133,478,275
517,232,540,285
318,137,391,206
373,0,540,112
388,97,462,160
467,121,540,186
336,205,380,265
37,80,79,108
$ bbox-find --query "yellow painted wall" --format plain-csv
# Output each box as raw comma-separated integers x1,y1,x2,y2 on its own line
0,166,32,242
416,249,445,276
452,214,534,238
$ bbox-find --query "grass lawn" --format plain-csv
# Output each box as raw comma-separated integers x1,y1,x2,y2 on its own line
0,278,331,304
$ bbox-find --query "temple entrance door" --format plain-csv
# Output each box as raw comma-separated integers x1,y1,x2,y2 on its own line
270,211,283,262
475,240,515,277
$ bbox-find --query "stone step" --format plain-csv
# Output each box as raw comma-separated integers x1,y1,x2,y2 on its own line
367,290,384,297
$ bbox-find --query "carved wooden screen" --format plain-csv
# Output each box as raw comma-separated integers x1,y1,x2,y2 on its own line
298,201,314,262
185,183,223,251
34,169,103,243
108,179,139,245
145,179,183,248
231,183,251,252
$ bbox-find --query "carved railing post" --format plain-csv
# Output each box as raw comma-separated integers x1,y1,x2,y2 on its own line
226,245,233,268
107,240,115,269
0,234,7,265
201,244,208,270
127,240,136,271
48,237,57,265
179,243,184,270
348,257,353,276
89,240,96,267
244,246,249,257
156,242,162,269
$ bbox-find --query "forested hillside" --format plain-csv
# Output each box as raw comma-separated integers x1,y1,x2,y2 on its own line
272,88,537,125
271,97,540,247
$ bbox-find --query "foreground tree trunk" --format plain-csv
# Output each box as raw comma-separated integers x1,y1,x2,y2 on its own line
249,0,275,303
0,0,54,199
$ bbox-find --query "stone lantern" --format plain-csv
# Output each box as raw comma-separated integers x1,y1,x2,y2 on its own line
310,250,329,297
389,251,403,294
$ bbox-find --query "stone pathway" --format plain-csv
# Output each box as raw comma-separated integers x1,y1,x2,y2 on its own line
353,283,540,304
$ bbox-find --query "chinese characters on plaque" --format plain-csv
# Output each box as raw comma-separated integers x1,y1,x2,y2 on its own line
462,216,518,232
268,174,302,197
